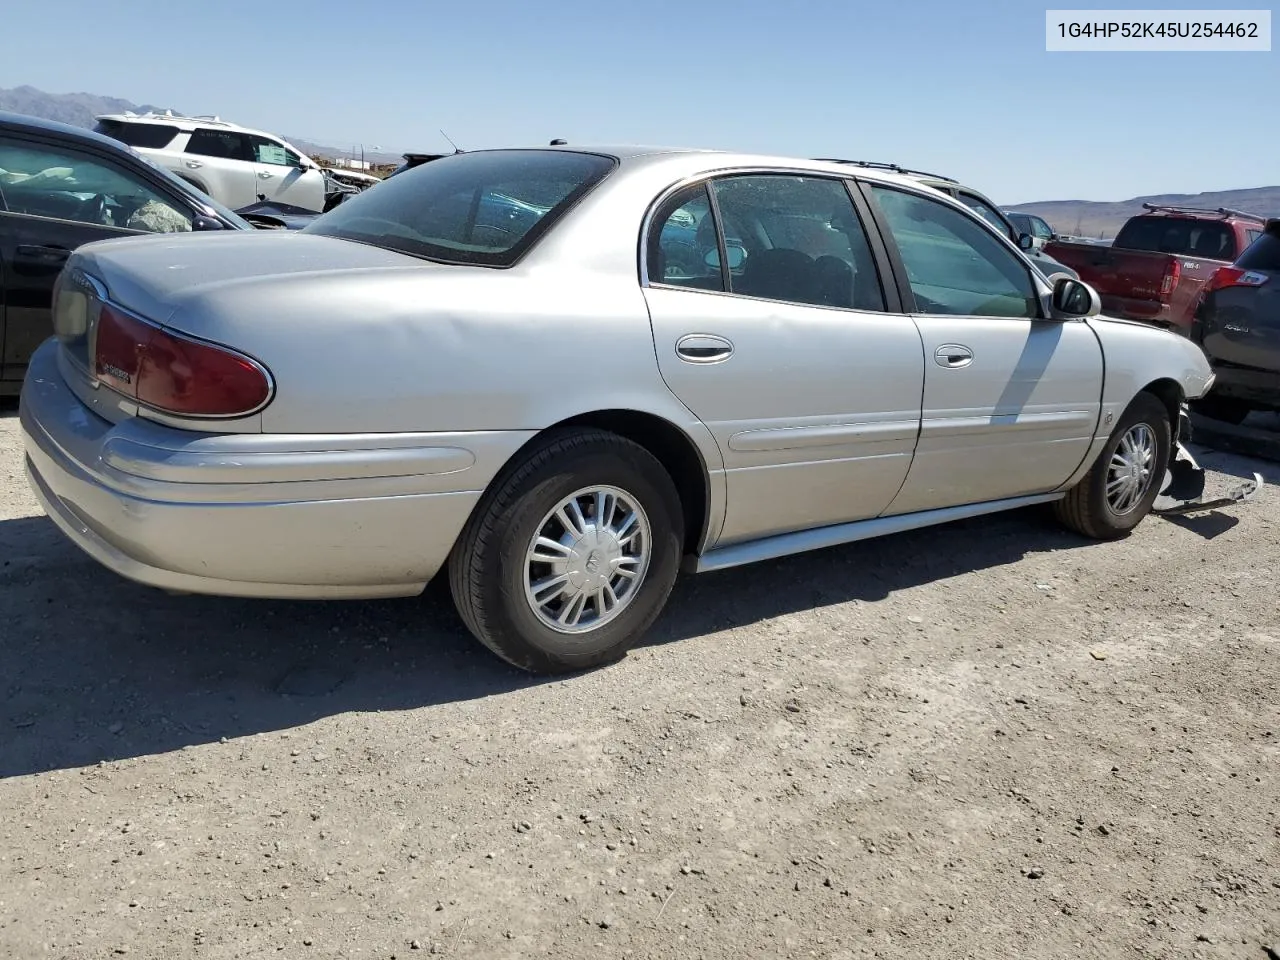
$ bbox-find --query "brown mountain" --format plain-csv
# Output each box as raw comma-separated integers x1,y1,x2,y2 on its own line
1005,187,1280,239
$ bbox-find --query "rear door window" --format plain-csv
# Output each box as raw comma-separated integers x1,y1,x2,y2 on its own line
647,184,725,292
92,120,180,149
706,174,887,311
185,128,254,163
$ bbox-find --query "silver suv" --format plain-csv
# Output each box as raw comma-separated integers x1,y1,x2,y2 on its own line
94,112,327,213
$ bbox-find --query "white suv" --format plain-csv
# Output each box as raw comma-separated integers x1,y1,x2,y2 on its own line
93,112,327,213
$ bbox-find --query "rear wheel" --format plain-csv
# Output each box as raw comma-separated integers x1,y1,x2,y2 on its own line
1054,392,1171,540
447,429,683,674
1191,394,1251,425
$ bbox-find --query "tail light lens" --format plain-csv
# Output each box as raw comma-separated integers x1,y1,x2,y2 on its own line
1203,266,1269,295
93,303,272,418
1159,258,1182,297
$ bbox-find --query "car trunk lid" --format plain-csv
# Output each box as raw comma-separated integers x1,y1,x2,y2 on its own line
50,232,438,423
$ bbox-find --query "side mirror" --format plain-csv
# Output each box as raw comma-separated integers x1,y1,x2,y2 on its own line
192,215,224,231
1018,232,1035,251
705,243,747,271
1051,276,1101,318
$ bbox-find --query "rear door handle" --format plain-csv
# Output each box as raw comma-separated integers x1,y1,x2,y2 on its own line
185,160,203,169
16,244,71,264
258,170,275,179
934,344,974,368
676,334,734,363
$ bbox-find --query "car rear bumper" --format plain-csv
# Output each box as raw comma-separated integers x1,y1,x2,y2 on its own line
1206,361,1280,405
19,340,531,599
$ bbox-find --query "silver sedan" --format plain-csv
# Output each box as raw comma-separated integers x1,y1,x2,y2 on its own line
21,146,1218,673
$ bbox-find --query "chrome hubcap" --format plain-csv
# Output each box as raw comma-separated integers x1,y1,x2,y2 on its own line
524,485,651,634
1107,423,1157,514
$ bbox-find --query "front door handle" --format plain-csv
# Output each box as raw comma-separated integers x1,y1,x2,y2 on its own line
185,160,203,169
934,344,974,368
15,244,71,264
258,170,275,179
676,334,734,364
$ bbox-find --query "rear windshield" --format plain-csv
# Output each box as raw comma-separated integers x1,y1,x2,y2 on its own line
1114,216,1236,260
1236,228,1280,272
93,119,180,150
303,149,616,266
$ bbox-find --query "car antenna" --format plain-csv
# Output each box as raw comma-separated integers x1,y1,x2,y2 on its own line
439,129,464,154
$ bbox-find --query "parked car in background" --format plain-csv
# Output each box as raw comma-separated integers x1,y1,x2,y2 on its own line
388,152,451,178
325,167,381,191
93,112,330,212
1189,218,1280,423
816,161,1079,280
1044,204,1268,335
0,110,252,394
20,145,1228,674
1005,211,1056,250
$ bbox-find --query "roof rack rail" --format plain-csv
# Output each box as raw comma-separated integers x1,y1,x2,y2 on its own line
100,109,230,126
146,109,230,125
812,158,959,183
1140,202,1266,223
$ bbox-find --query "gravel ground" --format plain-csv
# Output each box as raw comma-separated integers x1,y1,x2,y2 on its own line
1,399,1278,960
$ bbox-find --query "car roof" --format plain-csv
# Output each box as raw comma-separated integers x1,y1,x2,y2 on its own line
453,143,956,194
0,110,136,151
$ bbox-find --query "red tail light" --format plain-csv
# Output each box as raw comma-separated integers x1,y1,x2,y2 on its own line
1203,266,1270,295
93,304,272,418
1159,258,1182,298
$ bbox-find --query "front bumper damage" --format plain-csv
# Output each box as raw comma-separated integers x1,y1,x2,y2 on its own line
1151,405,1264,516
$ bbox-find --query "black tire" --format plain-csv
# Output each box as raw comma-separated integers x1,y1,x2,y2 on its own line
1191,394,1251,426
1054,392,1172,540
447,428,684,674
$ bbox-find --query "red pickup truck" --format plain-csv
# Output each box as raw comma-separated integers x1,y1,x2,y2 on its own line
1043,204,1268,334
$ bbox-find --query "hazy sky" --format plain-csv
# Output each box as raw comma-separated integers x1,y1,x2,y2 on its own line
2,0,1275,204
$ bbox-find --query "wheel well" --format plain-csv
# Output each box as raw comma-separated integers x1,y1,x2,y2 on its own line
549,410,711,555
1140,378,1184,430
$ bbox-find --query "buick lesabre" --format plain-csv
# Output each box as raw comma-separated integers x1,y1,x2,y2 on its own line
20,146,1233,673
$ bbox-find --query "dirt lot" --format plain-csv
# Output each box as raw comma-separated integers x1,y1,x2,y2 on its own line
2,400,1278,960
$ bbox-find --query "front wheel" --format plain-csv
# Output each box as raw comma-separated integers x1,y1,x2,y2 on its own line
1054,392,1171,540
447,429,684,674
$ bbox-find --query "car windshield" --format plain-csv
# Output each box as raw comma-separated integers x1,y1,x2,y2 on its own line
302,149,616,266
